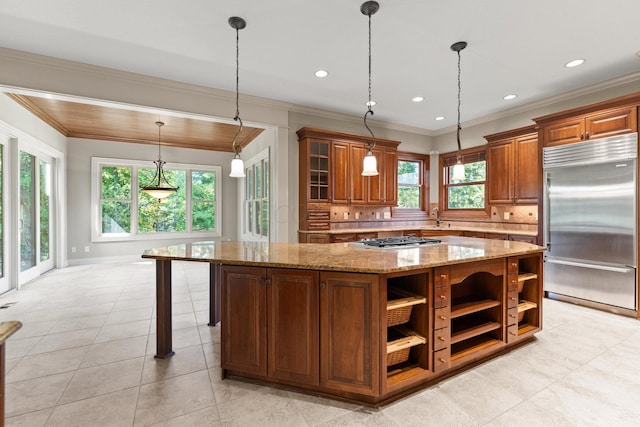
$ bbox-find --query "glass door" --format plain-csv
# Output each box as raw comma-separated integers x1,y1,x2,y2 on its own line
0,139,7,293
18,148,54,285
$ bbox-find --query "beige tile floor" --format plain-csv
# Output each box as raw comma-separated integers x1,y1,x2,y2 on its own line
1,260,640,426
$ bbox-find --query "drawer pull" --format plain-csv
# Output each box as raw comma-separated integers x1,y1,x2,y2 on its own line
438,336,445,341
440,295,447,300
439,315,447,320
511,262,518,269
509,314,517,319
510,297,517,301
439,358,446,363
440,274,447,279
509,331,517,336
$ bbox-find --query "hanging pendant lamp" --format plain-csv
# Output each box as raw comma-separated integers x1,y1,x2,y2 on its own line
229,16,246,178
451,41,467,182
140,121,179,200
361,1,379,177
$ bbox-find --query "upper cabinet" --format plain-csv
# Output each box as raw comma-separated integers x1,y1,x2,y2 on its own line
297,127,400,207
534,93,640,147
485,125,539,205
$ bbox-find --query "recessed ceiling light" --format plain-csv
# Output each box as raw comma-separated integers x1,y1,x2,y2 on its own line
314,70,329,78
435,116,445,121
366,100,376,107
565,59,585,68
412,96,424,103
503,94,517,100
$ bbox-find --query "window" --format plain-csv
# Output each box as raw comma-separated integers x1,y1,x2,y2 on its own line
440,148,487,213
92,158,221,241
395,152,429,212
243,149,270,241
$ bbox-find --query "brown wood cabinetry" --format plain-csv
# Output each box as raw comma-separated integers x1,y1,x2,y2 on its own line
541,107,637,146
221,266,319,385
298,128,400,237
485,125,539,205
505,255,543,343
320,272,379,396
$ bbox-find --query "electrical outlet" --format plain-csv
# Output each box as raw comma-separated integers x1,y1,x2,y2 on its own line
343,212,349,220
503,212,510,220
84,246,90,253
71,247,76,253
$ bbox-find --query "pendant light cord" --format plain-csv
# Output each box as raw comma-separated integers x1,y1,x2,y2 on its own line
231,24,243,155
156,122,163,161
456,47,462,157
363,8,376,152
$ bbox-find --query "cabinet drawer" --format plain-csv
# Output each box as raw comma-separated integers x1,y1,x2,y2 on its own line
433,348,451,373
433,328,450,351
507,275,519,291
308,222,330,231
307,210,330,221
506,324,519,342
507,259,519,274
434,307,450,330
433,285,450,309
506,306,518,326
330,234,356,243
434,268,450,287
507,289,518,308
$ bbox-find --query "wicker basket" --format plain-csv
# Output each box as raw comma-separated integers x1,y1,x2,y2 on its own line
517,300,538,322
387,288,427,327
387,326,427,366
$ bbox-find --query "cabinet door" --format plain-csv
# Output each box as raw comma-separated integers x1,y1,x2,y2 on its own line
268,269,319,385
487,140,514,204
349,145,368,204
543,118,585,146
367,147,384,204
331,142,350,204
513,134,539,204
221,266,267,376
586,107,637,140
320,272,379,396
307,234,330,243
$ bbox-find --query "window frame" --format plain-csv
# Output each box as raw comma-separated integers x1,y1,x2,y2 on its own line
392,152,430,217
438,147,489,219
91,157,222,242
241,147,270,242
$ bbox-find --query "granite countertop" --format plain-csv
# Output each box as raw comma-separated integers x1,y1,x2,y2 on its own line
142,236,544,274
0,321,22,344
299,225,538,237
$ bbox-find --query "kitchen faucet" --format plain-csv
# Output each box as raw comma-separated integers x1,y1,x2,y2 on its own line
432,207,441,226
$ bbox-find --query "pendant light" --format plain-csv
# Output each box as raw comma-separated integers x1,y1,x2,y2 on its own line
451,41,467,182
361,1,379,177
140,121,179,200
229,16,246,178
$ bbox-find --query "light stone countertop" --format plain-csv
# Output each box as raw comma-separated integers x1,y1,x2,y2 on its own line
142,236,545,274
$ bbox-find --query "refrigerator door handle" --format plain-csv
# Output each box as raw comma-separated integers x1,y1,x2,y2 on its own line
546,258,634,274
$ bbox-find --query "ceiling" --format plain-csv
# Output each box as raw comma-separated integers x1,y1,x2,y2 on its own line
1,0,640,146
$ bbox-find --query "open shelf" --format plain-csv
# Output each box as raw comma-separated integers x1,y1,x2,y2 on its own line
451,321,501,345
517,323,538,335
451,336,502,361
451,296,501,319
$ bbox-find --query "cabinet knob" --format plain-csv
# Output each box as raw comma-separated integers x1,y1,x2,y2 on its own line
585,132,590,139
320,282,326,289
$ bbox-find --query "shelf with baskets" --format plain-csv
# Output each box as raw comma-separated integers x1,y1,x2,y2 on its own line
385,272,430,389
507,255,543,342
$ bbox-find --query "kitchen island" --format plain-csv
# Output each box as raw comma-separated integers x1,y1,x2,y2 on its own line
142,236,544,405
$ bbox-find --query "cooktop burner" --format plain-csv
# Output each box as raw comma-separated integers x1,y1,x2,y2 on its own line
359,236,441,248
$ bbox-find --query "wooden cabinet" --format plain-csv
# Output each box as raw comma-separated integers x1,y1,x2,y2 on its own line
221,266,319,385
320,272,379,396
485,126,539,205
368,146,398,205
440,259,506,368
542,107,637,146
505,255,543,343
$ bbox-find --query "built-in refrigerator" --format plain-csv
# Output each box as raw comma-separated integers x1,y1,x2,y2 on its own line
543,133,638,314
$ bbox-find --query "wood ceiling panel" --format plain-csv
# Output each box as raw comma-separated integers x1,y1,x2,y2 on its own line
7,94,264,152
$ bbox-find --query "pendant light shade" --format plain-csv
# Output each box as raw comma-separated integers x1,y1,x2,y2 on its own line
451,40,467,182
140,121,178,200
228,16,246,178
361,1,379,177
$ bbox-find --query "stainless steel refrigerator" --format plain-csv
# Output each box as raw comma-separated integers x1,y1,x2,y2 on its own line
543,133,638,314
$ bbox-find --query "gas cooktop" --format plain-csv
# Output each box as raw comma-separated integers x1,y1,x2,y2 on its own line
359,236,442,248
